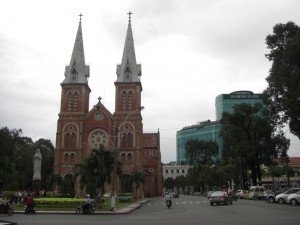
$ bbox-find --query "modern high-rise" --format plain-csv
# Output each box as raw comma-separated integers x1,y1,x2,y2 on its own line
176,91,263,165
215,91,263,120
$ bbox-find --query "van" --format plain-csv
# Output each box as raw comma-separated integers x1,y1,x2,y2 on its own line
249,186,265,200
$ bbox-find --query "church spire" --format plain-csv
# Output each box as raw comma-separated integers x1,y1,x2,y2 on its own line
62,14,90,84
116,11,141,83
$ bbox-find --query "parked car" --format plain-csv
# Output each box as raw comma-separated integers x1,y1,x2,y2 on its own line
266,191,276,203
266,189,286,203
275,188,300,204
249,186,265,200
286,191,300,206
209,191,232,206
236,190,245,199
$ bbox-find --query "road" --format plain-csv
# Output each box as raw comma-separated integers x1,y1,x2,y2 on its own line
2,195,300,225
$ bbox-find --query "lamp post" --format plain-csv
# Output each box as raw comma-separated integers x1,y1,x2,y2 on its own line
110,106,144,211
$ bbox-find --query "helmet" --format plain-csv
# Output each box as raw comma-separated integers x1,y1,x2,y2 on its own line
86,194,90,198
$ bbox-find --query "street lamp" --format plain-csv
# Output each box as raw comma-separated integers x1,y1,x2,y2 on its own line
110,106,144,211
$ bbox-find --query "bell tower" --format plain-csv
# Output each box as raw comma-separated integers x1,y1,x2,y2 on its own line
114,12,144,179
53,16,90,176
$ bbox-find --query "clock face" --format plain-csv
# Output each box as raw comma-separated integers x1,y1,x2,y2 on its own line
95,113,103,121
88,130,108,148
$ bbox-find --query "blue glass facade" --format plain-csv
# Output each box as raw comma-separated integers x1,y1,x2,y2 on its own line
176,91,263,165
215,91,263,120
176,120,222,164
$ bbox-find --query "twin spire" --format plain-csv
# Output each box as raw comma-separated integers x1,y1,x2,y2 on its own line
116,11,142,83
62,12,141,85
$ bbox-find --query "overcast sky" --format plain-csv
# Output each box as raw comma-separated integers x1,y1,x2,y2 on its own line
1,0,299,163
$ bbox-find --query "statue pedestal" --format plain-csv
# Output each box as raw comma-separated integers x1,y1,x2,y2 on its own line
32,180,41,194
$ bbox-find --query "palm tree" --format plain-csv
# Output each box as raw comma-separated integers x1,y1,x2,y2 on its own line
74,145,122,200
121,173,133,193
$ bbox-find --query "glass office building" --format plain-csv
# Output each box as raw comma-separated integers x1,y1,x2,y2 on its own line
176,91,263,165
215,91,263,120
176,120,222,165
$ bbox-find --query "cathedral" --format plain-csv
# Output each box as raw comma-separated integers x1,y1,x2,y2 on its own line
53,13,163,198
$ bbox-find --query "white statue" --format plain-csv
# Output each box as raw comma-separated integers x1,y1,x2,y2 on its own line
33,149,42,180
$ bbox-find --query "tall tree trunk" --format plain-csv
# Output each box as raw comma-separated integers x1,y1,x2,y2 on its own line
250,159,257,186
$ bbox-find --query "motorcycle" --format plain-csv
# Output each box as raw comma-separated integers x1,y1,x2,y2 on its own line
76,202,95,214
25,202,36,214
166,200,172,209
0,202,14,216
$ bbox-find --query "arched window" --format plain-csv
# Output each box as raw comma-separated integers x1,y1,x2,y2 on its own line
122,91,127,110
67,91,79,112
120,133,126,148
127,153,132,165
70,153,75,164
128,91,133,110
65,133,70,148
121,153,126,164
67,93,72,111
73,92,78,111
71,133,76,148
127,132,133,148
64,125,77,149
120,124,134,148
64,153,69,164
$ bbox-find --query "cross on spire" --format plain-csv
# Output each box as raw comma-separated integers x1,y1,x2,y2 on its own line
127,11,133,22
78,13,83,23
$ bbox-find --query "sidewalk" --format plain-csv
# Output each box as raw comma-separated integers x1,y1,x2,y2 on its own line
15,199,150,215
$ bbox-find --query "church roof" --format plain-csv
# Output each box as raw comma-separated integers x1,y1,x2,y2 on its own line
62,19,90,84
116,15,141,83
143,133,160,148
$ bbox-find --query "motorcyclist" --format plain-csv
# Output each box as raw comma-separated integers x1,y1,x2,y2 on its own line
85,194,91,210
164,192,172,207
25,193,34,210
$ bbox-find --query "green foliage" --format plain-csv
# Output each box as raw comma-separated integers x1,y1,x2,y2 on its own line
163,177,174,190
266,165,295,177
74,145,122,198
185,139,218,166
264,21,300,138
59,175,75,197
174,175,186,187
35,198,87,206
220,103,290,189
0,127,55,191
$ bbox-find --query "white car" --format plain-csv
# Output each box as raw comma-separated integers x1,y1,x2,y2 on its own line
275,188,300,204
236,190,244,199
287,191,300,206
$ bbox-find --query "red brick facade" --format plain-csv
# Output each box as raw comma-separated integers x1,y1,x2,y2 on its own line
53,19,162,198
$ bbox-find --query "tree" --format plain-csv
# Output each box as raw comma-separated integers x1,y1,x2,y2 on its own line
185,139,218,166
184,139,218,192
264,21,300,138
0,127,55,191
164,177,174,191
74,145,122,198
220,103,290,188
